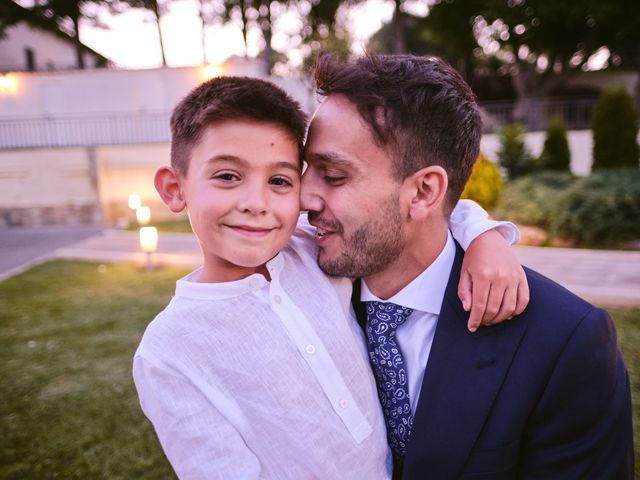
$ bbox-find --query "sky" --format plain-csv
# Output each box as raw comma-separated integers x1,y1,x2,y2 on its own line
72,0,402,70
15,0,609,72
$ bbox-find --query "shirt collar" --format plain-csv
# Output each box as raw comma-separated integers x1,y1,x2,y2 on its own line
360,231,455,315
174,251,284,300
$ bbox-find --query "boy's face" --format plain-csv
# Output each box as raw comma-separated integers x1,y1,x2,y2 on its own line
180,119,301,282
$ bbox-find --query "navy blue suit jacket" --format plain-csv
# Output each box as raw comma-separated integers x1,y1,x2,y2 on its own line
352,244,634,479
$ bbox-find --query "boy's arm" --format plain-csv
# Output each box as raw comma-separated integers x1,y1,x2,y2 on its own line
449,199,529,332
133,354,263,480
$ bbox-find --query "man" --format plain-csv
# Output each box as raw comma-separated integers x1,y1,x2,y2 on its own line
301,54,634,479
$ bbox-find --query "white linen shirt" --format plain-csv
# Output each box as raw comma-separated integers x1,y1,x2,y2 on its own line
133,199,517,480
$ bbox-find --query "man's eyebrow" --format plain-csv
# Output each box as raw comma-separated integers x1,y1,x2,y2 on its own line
307,151,352,168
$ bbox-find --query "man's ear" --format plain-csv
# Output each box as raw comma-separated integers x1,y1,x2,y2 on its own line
154,166,186,213
405,165,448,220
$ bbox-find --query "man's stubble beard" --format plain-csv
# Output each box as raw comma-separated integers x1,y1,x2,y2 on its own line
318,192,407,278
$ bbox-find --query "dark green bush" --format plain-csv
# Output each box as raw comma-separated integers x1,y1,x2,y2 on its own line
494,169,640,246
492,172,575,228
592,88,639,170
549,169,640,246
497,123,535,179
538,117,571,171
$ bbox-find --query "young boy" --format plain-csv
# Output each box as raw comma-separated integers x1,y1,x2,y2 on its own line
133,76,523,479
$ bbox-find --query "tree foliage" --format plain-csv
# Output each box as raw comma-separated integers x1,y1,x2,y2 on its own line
497,123,534,179
388,0,640,110
592,88,639,170
30,0,106,69
538,116,571,171
461,153,504,209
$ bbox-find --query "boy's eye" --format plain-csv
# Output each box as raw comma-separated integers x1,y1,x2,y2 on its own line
213,172,240,182
270,176,293,187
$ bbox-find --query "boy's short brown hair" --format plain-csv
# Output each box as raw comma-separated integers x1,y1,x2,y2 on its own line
170,76,308,175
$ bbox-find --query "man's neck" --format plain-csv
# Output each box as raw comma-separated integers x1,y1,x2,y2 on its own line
363,221,449,300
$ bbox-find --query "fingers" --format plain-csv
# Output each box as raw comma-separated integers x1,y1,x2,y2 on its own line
490,286,518,324
514,278,530,316
458,271,472,313
467,280,490,332
480,272,530,327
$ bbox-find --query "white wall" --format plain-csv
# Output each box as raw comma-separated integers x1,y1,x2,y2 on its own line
0,59,315,119
0,22,97,72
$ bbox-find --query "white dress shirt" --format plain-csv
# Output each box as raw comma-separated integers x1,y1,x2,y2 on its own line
359,199,519,415
360,232,456,415
133,199,517,479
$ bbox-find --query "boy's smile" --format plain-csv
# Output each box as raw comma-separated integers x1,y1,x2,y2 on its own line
176,119,301,283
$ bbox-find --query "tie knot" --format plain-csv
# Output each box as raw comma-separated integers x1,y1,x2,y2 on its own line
365,301,414,331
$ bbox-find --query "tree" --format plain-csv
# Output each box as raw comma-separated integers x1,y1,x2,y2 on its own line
401,0,640,121
538,117,571,171
592,88,639,170
31,0,105,69
220,0,283,73
0,1,30,40
497,123,534,179
117,0,169,66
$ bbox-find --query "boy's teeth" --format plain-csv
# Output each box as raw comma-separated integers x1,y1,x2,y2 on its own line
317,228,327,237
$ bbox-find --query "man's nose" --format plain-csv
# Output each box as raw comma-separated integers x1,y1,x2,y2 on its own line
300,169,323,213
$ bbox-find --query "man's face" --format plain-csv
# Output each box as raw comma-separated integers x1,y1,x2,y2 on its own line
301,95,407,278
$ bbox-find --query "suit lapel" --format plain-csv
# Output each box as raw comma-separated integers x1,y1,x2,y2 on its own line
403,244,527,479
351,278,367,331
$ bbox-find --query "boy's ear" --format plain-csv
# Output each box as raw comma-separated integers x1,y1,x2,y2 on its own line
154,166,186,213
405,165,448,220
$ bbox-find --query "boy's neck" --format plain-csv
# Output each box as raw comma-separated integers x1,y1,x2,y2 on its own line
197,262,271,283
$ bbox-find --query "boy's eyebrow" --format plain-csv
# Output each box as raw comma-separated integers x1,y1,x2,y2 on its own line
206,155,300,172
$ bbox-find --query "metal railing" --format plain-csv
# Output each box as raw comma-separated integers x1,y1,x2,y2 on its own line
0,96,604,149
0,111,171,149
479,96,600,132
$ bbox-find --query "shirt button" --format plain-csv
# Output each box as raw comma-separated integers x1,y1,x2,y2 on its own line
273,295,282,304
306,344,316,355
339,399,348,409
249,278,259,288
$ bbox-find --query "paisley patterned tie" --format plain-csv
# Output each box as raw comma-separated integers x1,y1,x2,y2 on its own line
365,301,414,463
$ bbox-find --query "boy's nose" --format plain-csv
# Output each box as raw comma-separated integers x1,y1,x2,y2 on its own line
238,184,268,214
300,170,324,213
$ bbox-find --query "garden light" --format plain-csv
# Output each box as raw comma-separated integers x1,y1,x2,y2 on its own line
136,206,151,225
128,194,142,211
139,226,158,271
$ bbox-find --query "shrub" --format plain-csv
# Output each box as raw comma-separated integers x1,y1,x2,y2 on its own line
538,116,571,171
592,88,639,170
461,153,504,209
494,169,640,246
497,123,535,179
492,171,575,229
549,169,640,246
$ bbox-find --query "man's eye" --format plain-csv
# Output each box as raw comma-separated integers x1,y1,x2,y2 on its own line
324,176,346,186
270,176,293,187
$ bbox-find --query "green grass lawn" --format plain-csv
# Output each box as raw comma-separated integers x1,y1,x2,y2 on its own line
0,261,186,480
1,261,638,478
125,218,193,233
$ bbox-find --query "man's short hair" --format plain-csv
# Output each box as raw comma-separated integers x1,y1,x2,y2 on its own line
170,76,308,175
313,54,482,212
